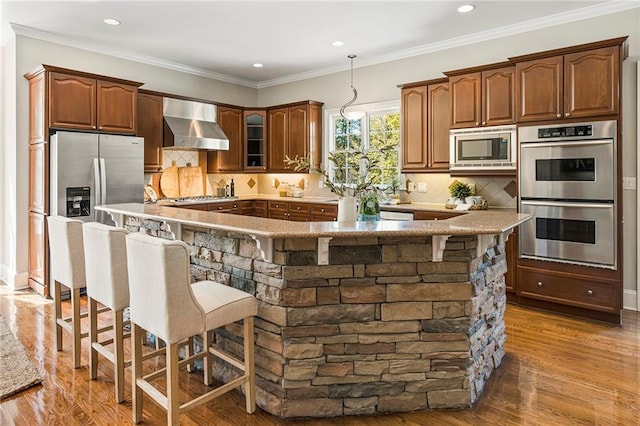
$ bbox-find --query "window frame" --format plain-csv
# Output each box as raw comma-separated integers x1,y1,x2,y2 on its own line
323,99,401,190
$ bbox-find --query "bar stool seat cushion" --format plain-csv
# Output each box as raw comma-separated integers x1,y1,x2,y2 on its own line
191,281,258,331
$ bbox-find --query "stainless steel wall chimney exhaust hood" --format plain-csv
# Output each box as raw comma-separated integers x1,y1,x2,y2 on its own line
162,97,229,150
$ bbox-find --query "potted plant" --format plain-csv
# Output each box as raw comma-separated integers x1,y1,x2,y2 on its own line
449,181,472,204
284,146,394,222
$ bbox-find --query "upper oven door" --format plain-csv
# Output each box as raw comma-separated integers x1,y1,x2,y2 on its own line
519,139,614,200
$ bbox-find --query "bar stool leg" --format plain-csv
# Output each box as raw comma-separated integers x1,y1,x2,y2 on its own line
71,288,82,369
54,281,63,351
243,316,256,414
167,343,180,426
132,323,144,424
88,297,98,379
203,330,212,386
186,336,194,373
114,309,125,403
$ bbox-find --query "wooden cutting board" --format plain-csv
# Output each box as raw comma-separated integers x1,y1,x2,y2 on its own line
159,161,180,198
178,165,204,197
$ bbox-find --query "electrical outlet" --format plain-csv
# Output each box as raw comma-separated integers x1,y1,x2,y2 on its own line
417,182,427,192
271,178,276,188
407,182,415,192
468,183,476,195
622,177,636,190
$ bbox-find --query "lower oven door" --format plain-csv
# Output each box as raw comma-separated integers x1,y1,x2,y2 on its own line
519,200,615,268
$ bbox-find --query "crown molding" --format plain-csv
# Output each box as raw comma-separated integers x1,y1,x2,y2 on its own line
10,23,259,89
11,1,638,91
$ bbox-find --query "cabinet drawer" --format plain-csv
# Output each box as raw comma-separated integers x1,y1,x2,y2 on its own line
310,203,338,215
413,211,460,221
208,202,233,212
268,201,288,212
517,268,618,313
288,202,310,213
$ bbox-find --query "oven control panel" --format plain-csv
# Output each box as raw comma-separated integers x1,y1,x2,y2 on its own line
538,125,593,138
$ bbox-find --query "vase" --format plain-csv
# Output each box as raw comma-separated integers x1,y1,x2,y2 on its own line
337,196,358,222
358,192,380,221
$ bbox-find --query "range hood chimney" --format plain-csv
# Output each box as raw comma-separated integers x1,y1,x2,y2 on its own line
162,97,229,150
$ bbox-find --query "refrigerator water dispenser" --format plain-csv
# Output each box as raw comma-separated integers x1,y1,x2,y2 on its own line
66,187,91,217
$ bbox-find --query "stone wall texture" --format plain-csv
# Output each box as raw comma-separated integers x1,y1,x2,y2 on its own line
126,217,507,418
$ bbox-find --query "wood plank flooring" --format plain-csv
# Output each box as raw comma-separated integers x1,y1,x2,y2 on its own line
0,284,638,425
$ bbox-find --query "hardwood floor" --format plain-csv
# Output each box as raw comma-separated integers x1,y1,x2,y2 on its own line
1,284,638,425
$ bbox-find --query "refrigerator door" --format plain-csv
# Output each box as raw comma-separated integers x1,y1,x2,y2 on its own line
50,131,99,222
98,134,144,224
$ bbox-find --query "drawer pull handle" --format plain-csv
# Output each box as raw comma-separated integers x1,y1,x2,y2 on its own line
587,289,593,295
537,281,543,287
321,208,325,212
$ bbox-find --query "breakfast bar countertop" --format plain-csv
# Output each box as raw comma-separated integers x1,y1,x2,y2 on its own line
96,202,530,239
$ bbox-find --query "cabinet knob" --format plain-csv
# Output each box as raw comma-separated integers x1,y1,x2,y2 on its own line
537,281,543,287
296,206,300,210
556,114,561,118
475,122,479,126
587,289,593,295
565,113,570,117
93,126,97,129
482,121,486,125
321,208,325,212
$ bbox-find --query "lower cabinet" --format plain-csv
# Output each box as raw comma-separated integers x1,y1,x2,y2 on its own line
413,211,461,221
310,203,338,222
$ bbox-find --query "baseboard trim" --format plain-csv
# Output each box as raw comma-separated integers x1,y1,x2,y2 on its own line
0,265,29,290
623,289,638,311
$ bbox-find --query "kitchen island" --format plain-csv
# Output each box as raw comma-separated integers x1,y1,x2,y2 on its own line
97,203,529,418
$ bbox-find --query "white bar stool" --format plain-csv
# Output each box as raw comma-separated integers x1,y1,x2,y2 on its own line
47,215,88,369
83,222,130,403
125,232,258,425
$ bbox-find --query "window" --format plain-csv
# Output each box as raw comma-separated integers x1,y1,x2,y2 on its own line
326,100,400,188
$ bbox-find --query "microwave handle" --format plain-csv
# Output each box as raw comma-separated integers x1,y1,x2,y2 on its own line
520,200,614,209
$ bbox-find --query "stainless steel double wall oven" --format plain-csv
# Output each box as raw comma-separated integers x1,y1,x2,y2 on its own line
518,120,617,269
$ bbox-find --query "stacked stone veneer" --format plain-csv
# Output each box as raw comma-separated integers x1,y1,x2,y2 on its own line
125,217,508,418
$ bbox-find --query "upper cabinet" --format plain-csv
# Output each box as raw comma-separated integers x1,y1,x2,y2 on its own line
137,91,164,173
208,106,244,173
401,79,450,172
512,41,623,122
244,110,267,170
48,69,139,134
267,101,323,172
446,64,515,129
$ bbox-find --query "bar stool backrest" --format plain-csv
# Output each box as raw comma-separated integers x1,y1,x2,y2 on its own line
83,222,130,311
47,215,86,289
125,232,205,344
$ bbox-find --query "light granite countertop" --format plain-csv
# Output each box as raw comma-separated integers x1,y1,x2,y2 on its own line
97,202,529,239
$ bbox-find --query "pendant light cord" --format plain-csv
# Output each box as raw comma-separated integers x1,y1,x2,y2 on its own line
340,54,358,120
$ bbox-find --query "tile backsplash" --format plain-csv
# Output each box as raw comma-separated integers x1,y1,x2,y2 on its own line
162,150,199,168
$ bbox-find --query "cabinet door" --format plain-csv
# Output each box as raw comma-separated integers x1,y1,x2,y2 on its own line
401,86,428,171
49,72,97,130
287,105,309,169
564,46,619,119
516,56,563,122
97,81,137,134
482,67,516,125
253,200,268,217
267,108,288,172
309,203,338,221
427,82,450,171
244,110,266,170
137,93,164,173
268,200,289,220
210,106,244,172
29,143,48,214
29,212,48,297
449,73,481,128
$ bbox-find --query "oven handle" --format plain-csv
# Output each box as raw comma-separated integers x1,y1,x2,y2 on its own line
520,200,614,209
520,139,612,149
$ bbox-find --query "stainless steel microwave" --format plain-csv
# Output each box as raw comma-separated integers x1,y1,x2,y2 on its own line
449,125,516,172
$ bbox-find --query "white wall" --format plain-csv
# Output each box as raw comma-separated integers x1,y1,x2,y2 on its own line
2,9,639,307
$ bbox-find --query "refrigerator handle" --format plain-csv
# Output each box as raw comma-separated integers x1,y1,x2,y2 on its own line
93,158,101,221
99,158,107,205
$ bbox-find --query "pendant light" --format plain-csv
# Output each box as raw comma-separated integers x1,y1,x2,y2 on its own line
340,54,362,120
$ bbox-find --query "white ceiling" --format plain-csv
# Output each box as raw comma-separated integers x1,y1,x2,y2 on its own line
2,1,637,88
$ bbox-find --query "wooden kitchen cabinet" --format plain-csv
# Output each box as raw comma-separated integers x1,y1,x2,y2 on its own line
49,70,139,134
208,106,244,172
512,41,622,122
29,142,48,213
310,203,338,221
268,200,290,220
244,110,267,170
137,91,164,173
447,64,515,128
253,200,268,217
287,202,311,222
400,79,450,172
267,101,323,172
413,210,460,221
28,212,48,298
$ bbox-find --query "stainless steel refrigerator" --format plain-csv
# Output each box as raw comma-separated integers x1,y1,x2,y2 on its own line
50,131,144,225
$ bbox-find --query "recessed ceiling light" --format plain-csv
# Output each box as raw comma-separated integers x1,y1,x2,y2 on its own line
457,4,475,13
253,63,264,68
103,18,121,26
332,41,344,47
